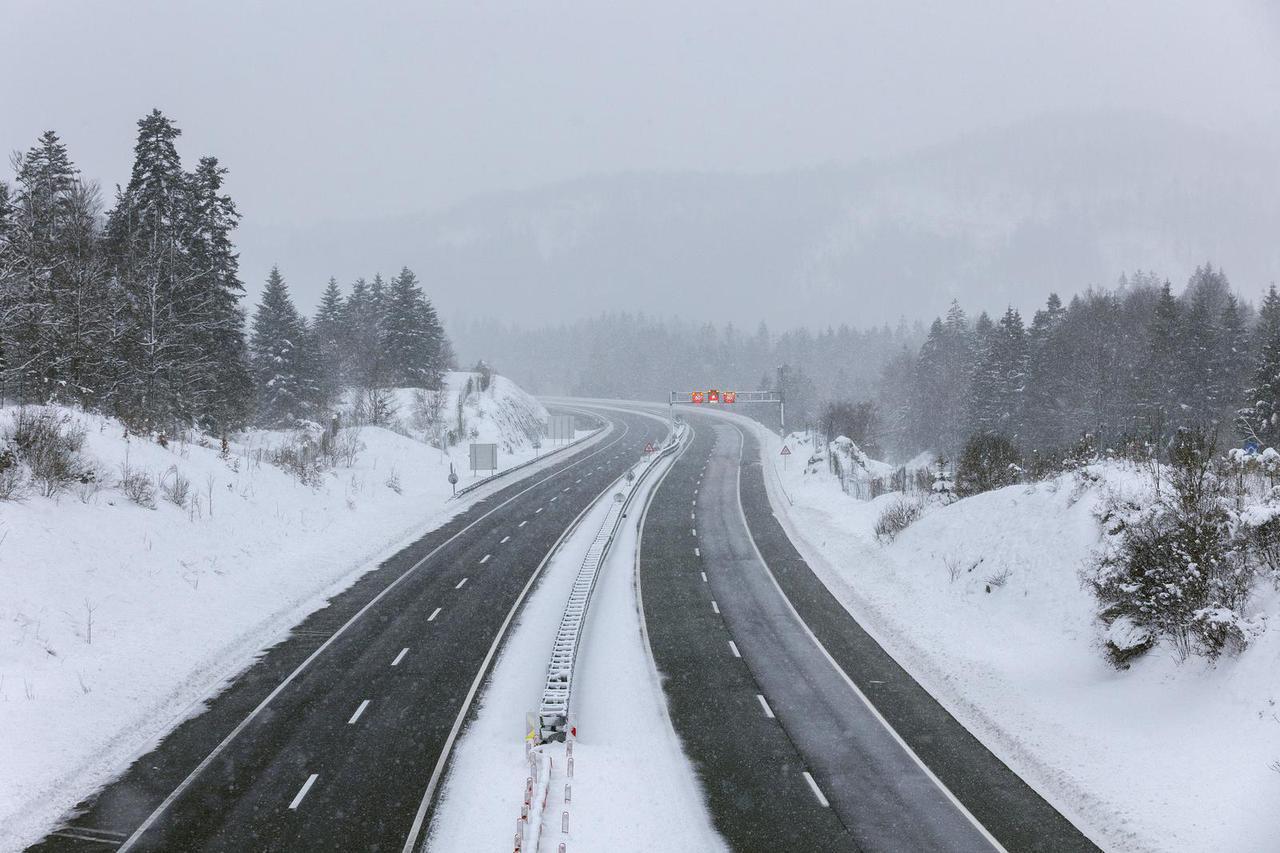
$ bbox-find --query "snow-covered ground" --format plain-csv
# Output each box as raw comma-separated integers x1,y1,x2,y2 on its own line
428,418,726,853
734,415,1280,853
0,372,589,851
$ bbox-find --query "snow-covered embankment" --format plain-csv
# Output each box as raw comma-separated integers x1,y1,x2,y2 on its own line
0,371,580,850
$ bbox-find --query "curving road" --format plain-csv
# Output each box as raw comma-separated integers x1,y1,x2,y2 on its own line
27,407,667,853
622,402,1101,853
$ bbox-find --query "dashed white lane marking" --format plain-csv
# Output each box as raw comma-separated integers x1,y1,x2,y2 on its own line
562,487,570,492
576,479,582,484
728,640,741,658
694,547,701,557
692,499,696,506
519,520,528,527
691,512,696,520
480,554,491,564
756,694,776,719
348,699,371,725
802,771,830,807
551,496,559,502
691,528,697,536
428,607,442,622
289,774,318,810
711,600,720,614
392,648,408,666
455,577,468,589
701,571,708,583
535,507,543,514
501,535,511,543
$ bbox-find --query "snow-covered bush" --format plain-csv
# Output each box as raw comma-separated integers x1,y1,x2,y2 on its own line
118,460,156,508
874,498,924,542
955,432,1022,497
2,408,94,498
1089,429,1258,665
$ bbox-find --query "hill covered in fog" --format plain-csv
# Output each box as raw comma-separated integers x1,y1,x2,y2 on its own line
239,112,1280,329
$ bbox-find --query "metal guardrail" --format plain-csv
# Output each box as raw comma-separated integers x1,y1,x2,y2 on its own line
534,426,684,743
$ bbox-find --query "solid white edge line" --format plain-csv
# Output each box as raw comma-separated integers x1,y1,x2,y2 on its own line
728,640,741,658
399,409,666,853
348,700,371,725
725,421,1006,853
392,648,408,666
289,774,318,810
116,413,631,852
802,771,830,808
756,694,776,719
428,607,442,622
455,578,468,589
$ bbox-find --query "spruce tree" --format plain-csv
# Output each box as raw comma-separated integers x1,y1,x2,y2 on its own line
105,110,196,428
250,266,310,426
312,277,346,409
185,155,252,431
1242,286,1280,447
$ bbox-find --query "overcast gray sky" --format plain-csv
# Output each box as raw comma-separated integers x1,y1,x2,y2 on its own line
5,0,1279,228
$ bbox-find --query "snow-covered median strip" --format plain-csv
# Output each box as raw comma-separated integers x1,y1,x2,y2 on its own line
428,422,726,853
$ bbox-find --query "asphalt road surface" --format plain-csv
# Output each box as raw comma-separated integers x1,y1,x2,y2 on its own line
28,406,667,853
632,404,1101,853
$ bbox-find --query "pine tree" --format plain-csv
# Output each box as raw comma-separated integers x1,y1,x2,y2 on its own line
185,155,252,431
1214,293,1248,430
312,277,346,409
1242,286,1280,447
105,110,197,428
968,307,1028,438
1179,267,1225,425
1022,293,1068,449
1139,281,1182,443
250,266,310,426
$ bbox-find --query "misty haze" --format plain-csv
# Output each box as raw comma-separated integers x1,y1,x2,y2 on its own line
2,3,1278,852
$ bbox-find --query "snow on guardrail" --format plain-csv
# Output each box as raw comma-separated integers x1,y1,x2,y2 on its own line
512,420,685,853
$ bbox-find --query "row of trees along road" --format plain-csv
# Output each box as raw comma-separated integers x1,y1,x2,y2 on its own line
875,266,1275,461
0,111,452,434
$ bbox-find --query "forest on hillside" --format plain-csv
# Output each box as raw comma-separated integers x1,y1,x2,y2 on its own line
0,112,453,434
462,265,1279,464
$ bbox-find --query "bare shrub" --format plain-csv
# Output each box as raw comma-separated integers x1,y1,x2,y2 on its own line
0,447,26,501
985,566,1012,591
334,427,364,468
270,428,325,487
118,461,156,508
874,498,924,543
4,408,92,497
160,466,192,508
385,466,402,494
943,554,962,583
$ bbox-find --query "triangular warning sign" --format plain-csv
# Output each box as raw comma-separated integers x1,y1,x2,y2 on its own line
780,445,792,456
644,442,655,453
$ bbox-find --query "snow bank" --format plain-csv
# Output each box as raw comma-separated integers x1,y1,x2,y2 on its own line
758,421,1280,852
0,373,571,850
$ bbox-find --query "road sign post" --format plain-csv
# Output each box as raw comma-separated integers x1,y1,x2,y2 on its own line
780,443,792,470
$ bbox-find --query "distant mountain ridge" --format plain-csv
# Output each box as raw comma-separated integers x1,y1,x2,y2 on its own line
238,112,1280,329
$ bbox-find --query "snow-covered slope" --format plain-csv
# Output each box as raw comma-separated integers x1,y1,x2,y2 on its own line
752,420,1280,853
0,372,571,850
